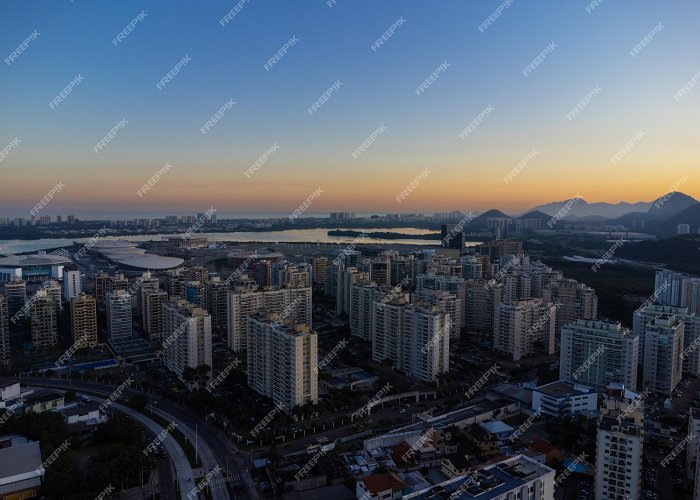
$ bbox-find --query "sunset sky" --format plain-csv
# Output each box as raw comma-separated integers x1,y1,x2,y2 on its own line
1,1,698,218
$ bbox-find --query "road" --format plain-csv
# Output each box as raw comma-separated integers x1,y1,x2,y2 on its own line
18,377,257,500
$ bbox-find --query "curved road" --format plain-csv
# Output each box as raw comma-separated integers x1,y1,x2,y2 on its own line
19,377,257,500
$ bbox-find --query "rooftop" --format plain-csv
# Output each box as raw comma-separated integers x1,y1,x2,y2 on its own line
535,380,592,399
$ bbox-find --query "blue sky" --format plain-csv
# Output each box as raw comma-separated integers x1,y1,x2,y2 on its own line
1,1,698,217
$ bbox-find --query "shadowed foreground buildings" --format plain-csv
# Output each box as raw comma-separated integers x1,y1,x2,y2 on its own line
0,295,8,366
70,292,97,348
30,290,57,349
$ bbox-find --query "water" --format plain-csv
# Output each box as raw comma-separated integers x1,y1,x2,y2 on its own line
0,227,482,254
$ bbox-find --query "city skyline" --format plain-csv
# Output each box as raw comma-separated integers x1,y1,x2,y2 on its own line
2,1,699,215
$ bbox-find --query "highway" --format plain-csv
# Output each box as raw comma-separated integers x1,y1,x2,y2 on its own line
18,377,258,500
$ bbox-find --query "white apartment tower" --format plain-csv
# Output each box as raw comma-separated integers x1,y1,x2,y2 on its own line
560,320,639,390
107,290,132,341
163,297,213,391
642,314,684,396
62,270,82,301
227,286,312,352
493,299,556,361
247,315,318,409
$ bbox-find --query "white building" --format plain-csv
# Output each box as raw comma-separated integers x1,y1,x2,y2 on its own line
0,294,8,366
594,386,644,500
62,270,82,301
642,314,684,396
106,290,132,341
403,454,555,499
532,380,597,418
634,303,700,375
686,408,700,500
336,267,369,316
247,315,317,409
350,283,385,341
493,299,556,361
163,297,212,391
227,285,311,352
372,301,450,382
560,320,638,390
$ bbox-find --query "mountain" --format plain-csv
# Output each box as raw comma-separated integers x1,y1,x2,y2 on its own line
469,209,511,226
526,192,699,221
646,192,699,219
519,210,553,222
651,203,700,236
527,199,651,219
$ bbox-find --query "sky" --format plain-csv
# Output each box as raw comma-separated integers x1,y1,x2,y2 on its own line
1,1,699,218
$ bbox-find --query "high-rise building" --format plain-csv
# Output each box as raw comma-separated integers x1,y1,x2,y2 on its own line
4,278,26,321
369,259,391,287
654,269,700,314
163,268,188,298
594,385,644,500
312,256,328,286
687,409,700,500
107,290,132,342
227,286,312,351
108,272,129,294
459,254,483,279
560,320,639,390
187,266,208,284
337,267,370,316
324,261,343,297
350,283,386,341
634,303,700,375
184,281,207,309
440,224,463,249
247,315,318,409
206,276,229,334
142,289,168,339
542,279,598,337
642,314,684,396
94,272,109,304
0,295,9,366
413,288,461,339
42,280,63,313
372,302,450,382
30,290,57,349
493,299,556,361
464,278,500,334
163,297,212,391
62,270,82,301
70,293,97,348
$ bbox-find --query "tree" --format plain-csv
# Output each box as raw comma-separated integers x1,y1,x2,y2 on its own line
129,394,148,412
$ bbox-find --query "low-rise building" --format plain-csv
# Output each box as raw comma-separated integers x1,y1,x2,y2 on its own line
532,380,597,418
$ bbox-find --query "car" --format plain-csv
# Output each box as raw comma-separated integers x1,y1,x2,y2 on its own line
399,409,406,414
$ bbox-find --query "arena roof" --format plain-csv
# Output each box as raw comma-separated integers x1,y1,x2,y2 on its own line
0,253,70,267
92,240,183,270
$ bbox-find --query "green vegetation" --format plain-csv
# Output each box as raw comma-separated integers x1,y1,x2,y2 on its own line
327,229,440,240
616,234,700,274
